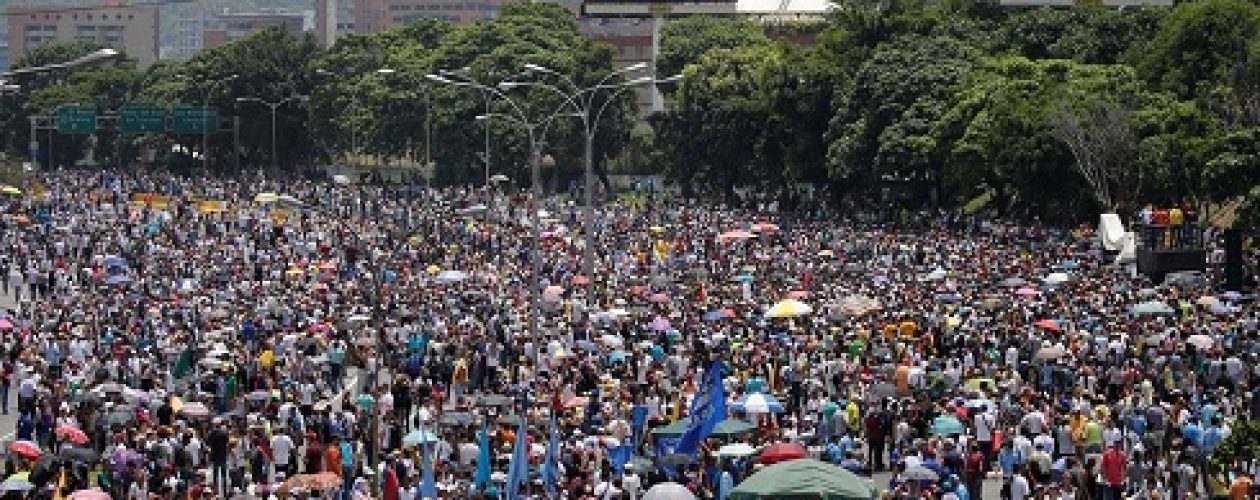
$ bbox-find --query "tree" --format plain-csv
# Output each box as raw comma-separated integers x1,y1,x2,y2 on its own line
657,17,771,83
1136,0,1260,99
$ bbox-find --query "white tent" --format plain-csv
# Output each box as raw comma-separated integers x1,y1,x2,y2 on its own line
1099,213,1137,264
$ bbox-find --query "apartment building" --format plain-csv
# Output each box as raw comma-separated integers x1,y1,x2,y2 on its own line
202,10,308,50
6,0,159,67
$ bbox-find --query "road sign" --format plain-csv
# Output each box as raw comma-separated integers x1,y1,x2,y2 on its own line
170,107,218,134
56,106,96,134
120,106,167,134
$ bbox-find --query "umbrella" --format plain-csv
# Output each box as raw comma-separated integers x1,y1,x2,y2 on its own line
1043,272,1071,285
434,270,469,283
765,299,812,319
476,395,513,407
901,465,940,481
254,192,279,203
629,456,655,472
571,275,592,286
489,174,510,183
731,274,755,284
8,440,40,460
95,382,125,394
652,419,756,438
1036,345,1068,360
1131,301,1175,316
104,275,132,286
1033,319,1062,333
1196,296,1221,307
497,414,521,426
0,186,21,196
69,489,112,500
59,447,99,463
750,222,779,232
56,425,89,445
1015,287,1039,297
0,479,32,492
656,454,693,467
648,293,670,303
703,309,735,321
103,256,127,268
1185,334,1214,350
1222,291,1244,301
868,383,898,398
929,416,965,436
717,443,757,457
718,230,755,241
1001,277,1027,287
179,402,211,418
277,194,303,207
757,442,808,465
0,319,11,330
643,482,697,500
731,393,785,414
403,429,439,446
729,459,876,499
964,378,996,391
1059,260,1080,270
437,412,474,426
649,317,672,332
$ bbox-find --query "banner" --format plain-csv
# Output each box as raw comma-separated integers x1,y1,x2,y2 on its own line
674,360,726,456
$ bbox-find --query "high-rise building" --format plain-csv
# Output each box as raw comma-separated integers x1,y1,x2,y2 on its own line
6,1,160,67
202,10,308,50
0,42,9,71
315,0,357,47
317,0,511,46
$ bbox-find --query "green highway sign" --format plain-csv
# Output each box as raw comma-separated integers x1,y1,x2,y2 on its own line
56,106,97,134
120,106,167,134
170,107,218,134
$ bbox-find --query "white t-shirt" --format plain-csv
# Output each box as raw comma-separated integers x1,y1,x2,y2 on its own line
1010,475,1030,500
974,412,994,441
270,434,294,466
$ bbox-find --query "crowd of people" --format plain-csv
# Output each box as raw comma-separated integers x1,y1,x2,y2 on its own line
0,170,1254,500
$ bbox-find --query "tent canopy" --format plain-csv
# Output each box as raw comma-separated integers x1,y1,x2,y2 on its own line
728,458,876,500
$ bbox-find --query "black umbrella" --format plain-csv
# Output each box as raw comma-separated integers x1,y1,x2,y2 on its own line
59,446,99,463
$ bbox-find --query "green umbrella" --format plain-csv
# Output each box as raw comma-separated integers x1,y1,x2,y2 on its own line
930,415,965,436
728,458,876,500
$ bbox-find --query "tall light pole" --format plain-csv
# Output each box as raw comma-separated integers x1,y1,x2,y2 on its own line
176,73,238,174
502,63,680,281
235,95,309,172
427,71,578,343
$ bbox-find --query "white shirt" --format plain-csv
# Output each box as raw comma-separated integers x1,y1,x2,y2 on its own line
270,434,294,466
1010,475,1031,500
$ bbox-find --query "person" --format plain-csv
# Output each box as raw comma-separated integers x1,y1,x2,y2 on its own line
1101,441,1127,500
1009,464,1030,500
1228,470,1252,500
208,422,230,494
965,444,985,498
340,437,356,500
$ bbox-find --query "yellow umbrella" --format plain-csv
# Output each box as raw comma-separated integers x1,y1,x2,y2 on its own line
170,396,183,413
0,186,21,196
426,265,441,275
285,268,304,276
765,299,813,318
648,225,666,233
254,192,279,204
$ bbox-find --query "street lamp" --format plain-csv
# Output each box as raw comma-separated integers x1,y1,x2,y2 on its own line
176,73,238,174
430,71,580,343
2,48,120,78
235,95,309,172
500,63,679,281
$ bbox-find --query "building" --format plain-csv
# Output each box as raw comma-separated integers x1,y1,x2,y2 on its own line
5,1,160,67
0,42,9,71
166,10,212,60
315,0,357,47
583,19,655,113
202,10,308,50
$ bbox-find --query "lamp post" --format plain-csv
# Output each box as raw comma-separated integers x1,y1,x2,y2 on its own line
428,71,578,343
235,95,309,172
501,63,680,281
176,73,238,174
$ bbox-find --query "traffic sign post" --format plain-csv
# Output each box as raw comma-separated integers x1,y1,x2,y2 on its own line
170,107,218,134
120,106,167,134
56,106,97,134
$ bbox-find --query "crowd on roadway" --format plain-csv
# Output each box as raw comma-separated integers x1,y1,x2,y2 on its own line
0,169,1255,500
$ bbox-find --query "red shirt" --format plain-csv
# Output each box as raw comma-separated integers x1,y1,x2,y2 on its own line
1101,448,1126,486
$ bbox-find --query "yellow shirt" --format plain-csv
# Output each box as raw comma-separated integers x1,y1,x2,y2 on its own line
259,350,275,368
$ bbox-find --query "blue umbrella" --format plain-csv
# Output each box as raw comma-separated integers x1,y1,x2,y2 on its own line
404,429,439,446
744,378,766,394
930,416,966,436
732,274,755,284
1058,260,1080,270
104,256,128,268
703,310,728,321
607,350,627,363
105,275,132,286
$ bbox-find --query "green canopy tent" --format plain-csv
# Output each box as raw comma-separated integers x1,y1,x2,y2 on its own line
650,419,757,438
728,459,877,500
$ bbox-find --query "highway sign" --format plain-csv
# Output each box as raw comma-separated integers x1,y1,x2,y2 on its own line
120,106,167,134
56,106,96,134
170,107,218,134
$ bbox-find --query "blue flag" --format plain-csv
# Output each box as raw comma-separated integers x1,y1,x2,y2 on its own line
631,405,649,446
420,437,437,499
674,360,726,456
474,420,491,490
505,393,530,499
609,444,634,476
542,412,560,496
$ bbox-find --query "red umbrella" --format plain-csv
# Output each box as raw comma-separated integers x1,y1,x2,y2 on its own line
56,425,89,445
1033,319,1062,333
756,442,807,465
8,440,41,460
571,275,592,286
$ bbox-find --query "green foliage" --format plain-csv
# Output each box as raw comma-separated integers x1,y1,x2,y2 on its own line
1137,0,1260,99
657,17,771,83
1209,420,1260,475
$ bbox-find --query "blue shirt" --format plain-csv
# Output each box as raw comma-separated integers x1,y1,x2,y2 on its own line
340,441,354,467
1203,427,1224,454
1182,423,1204,448
998,449,1018,477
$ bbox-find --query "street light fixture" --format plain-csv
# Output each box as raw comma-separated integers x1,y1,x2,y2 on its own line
501,62,677,282
236,95,309,172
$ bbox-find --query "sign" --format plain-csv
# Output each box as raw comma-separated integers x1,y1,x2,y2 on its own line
170,107,218,134
56,106,97,134
120,106,167,134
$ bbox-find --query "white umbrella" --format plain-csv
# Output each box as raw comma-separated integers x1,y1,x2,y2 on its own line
1185,334,1214,350
1043,272,1071,285
717,443,757,457
643,482,697,500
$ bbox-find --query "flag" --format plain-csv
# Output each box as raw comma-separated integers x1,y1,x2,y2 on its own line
674,360,726,456
609,444,633,476
172,348,193,378
420,434,437,499
542,412,560,496
631,405,648,446
505,393,530,499
474,420,491,490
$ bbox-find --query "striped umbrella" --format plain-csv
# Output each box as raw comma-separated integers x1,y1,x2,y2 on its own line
731,393,785,414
